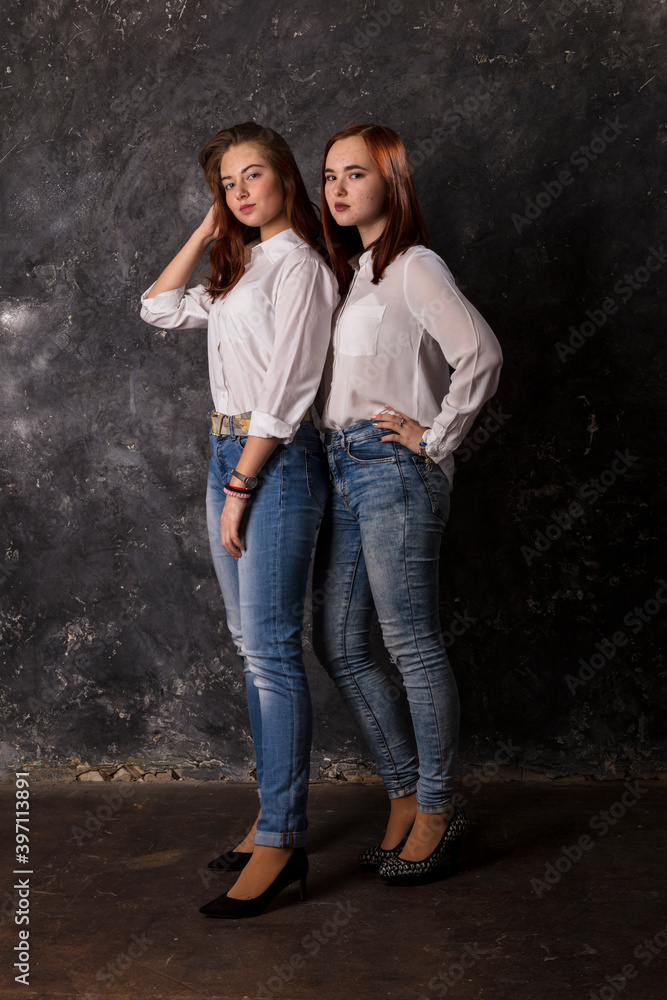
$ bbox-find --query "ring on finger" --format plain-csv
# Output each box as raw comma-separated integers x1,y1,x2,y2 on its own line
399,418,405,427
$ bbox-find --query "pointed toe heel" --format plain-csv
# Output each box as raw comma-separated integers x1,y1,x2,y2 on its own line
207,850,252,872
199,848,309,918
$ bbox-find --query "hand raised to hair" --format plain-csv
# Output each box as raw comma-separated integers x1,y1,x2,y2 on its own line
370,406,430,456
197,204,220,245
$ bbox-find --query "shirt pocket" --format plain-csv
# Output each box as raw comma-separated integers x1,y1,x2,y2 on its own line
337,304,386,356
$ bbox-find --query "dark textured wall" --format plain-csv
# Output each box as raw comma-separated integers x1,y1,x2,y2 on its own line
1,0,665,779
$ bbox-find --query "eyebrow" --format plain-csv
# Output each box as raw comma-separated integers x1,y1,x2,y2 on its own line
220,163,264,181
324,163,368,173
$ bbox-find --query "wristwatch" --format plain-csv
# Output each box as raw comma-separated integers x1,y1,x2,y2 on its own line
230,468,258,490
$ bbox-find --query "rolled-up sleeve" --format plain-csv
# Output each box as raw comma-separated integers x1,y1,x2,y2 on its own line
140,283,212,329
249,259,338,441
404,253,503,461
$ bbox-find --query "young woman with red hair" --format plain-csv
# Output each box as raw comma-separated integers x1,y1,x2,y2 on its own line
313,123,503,885
141,122,337,916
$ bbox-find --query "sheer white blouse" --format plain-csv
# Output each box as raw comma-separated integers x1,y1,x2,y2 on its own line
140,228,338,442
317,245,503,485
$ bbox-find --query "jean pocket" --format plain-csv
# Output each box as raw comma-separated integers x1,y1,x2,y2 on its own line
346,435,397,465
305,448,330,511
411,455,450,523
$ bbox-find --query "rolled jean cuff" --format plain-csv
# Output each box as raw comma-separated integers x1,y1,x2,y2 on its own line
387,782,419,801
253,830,308,849
416,796,457,815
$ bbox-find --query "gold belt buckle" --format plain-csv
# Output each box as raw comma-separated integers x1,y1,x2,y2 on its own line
211,411,227,436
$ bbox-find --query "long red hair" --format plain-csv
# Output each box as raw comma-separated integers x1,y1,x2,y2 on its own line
199,122,325,299
321,123,430,296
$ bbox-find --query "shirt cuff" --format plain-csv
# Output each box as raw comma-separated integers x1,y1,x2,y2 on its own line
140,284,185,311
248,410,298,442
420,427,442,460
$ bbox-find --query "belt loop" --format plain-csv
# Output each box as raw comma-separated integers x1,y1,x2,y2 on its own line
229,414,235,440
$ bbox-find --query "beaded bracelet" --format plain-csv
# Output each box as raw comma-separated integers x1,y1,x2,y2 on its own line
418,441,435,467
224,484,251,500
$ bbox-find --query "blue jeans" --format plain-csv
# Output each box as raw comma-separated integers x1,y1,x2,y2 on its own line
312,421,460,813
206,420,329,847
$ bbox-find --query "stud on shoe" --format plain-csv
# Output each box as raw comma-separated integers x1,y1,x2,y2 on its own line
359,839,406,872
207,850,252,872
379,803,469,886
199,848,308,918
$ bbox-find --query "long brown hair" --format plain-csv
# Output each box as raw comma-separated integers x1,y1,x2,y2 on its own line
321,123,430,296
199,122,324,299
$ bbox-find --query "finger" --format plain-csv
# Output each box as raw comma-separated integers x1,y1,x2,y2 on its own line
379,433,401,443
382,404,408,419
230,527,244,553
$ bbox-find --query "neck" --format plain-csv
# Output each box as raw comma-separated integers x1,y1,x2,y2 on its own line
358,217,387,249
260,216,291,242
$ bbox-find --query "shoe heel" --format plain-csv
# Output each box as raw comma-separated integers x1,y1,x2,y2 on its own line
299,877,307,902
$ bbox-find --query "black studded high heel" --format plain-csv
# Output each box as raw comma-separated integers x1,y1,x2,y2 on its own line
207,850,252,872
378,803,468,885
359,837,407,872
199,848,308,918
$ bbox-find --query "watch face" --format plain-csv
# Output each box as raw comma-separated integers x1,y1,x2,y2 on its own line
247,476,258,489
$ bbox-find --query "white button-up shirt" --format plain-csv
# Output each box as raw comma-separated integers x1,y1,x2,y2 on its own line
140,228,338,441
317,245,503,484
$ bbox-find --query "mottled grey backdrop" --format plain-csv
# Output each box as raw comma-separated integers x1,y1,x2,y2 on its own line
1,0,665,779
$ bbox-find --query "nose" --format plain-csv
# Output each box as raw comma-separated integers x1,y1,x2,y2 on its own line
235,179,248,200
333,177,346,197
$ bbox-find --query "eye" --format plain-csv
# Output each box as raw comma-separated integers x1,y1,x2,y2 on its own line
324,173,335,183
224,181,234,191
349,172,363,179
246,172,260,180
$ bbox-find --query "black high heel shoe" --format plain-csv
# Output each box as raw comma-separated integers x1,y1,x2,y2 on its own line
359,837,407,872
378,803,468,885
207,849,252,872
199,848,308,918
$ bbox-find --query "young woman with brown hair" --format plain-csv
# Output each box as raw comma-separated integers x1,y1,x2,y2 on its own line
141,122,337,916
313,123,503,885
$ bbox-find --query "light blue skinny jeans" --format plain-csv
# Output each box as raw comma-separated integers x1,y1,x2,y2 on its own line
206,419,329,847
312,421,460,813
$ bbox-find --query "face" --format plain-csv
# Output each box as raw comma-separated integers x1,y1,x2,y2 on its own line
220,142,288,240
324,135,389,242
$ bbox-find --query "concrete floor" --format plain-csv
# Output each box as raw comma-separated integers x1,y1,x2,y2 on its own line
0,778,665,999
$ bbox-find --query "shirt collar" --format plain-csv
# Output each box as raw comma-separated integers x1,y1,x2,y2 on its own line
252,227,306,263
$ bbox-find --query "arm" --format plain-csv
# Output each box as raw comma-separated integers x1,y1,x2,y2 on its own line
219,435,280,560
376,251,502,458
220,257,338,560
247,257,339,440
145,205,218,298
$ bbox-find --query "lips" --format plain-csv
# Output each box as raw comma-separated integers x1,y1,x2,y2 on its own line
239,204,256,214
334,202,349,211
